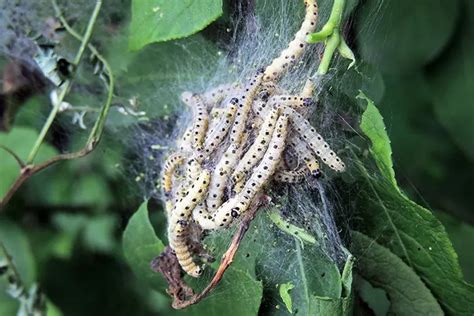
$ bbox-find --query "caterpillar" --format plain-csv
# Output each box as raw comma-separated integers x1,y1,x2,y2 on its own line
229,70,265,145
231,107,279,190
269,95,315,113
267,210,316,246
301,79,315,98
273,167,307,183
206,143,242,211
287,135,321,176
213,114,289,228
202,97,239,156
192,202,216,230
263,0,318,82
285,107,345,172
161,152,185,195
161,152,185,215
181,92,209,150
168,170,210,277
253,94,313,121
203,82,241,109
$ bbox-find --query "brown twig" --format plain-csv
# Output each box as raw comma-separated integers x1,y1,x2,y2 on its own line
0,142,96,209
1,1,115,211
154,194,270,309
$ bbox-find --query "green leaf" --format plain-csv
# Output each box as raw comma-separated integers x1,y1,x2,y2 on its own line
0,219,36,314
357,94,474,315
182,268,263,316
122,201,166,292
279,282,295,313
0,127,58,198
129,0,223,51
123,202,264,314
246,214,352,316
356,0,460,73
358,91,396,187
426,1,474,160
82,214,118,253
352,231,443,315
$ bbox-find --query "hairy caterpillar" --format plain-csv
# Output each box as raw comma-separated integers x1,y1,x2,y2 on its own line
285,107,345,172
231,107,279,190
263,0,318,82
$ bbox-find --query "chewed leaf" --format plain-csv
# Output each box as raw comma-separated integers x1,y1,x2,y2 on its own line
352,231,443,315
356,93,474,314
129,0,223,51
122,201,166,292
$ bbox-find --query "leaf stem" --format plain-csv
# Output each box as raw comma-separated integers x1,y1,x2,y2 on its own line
26,0,102,164
306,0,353,75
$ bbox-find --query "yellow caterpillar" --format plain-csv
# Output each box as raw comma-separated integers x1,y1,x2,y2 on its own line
263,0,318,82
287,135,321,176
213,114,289,228
229,70,264,145
232,107,279,190
202,98,239,155
285,107,345,172
274,167,307,183
206,143,242,211
168,170,210,277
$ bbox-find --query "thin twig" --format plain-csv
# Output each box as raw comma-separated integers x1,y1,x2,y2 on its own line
0,1,115,210
26,0,103,164
0,145,25,168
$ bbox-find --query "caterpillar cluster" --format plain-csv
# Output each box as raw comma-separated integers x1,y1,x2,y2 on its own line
160,0,346,278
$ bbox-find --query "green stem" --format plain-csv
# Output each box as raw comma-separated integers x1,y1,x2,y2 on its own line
317,31,340,74
306,0,351,74
329,0,346,28
306,0,345,43
52,0,114,145
26,0,102,164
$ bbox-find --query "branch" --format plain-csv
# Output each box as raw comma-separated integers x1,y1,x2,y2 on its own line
0,1,115,211
0,145,25,168
26,0,103,164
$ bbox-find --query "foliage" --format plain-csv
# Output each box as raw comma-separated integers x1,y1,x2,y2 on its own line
0,0,473,315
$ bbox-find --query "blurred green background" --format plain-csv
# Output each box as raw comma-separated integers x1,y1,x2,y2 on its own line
0,0,473,315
